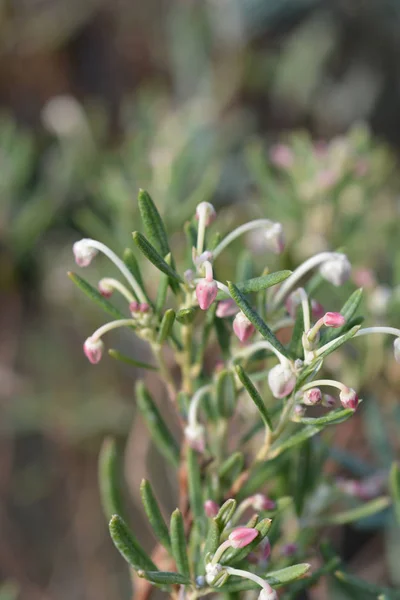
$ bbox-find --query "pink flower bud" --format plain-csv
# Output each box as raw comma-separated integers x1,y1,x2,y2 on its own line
250,494,276,511
303,388,322,406
98,279,113,298
129,301,140,313
339,387,359,410
264,222,285,254
281,543,298,557
322,312,346,328
292,404,306,420
352,267,375,289
258,588,278,600
270,144,294,169
394,338,400,363
73,239,98,267
204,500,219,518
139,302,150,313
311,299,325,320
228,527,258,549
83,337,104,364
233,311,255,342
216,298,238,318
196,279,218,310
268,363,296,399
196,202,216,226
320,254,351,286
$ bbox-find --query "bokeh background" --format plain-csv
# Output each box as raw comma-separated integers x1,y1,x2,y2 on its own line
1,1,400,598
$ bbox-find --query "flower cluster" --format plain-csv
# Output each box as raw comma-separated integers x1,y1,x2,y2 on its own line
71,189,400,598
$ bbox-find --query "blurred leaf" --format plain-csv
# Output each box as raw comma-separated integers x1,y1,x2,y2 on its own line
235,365,273,430
109,515,157,571
156,256,171,312
228,282,290,359
99,437,124,520
68,272,126,320
123,248,147,300
215,499,237,529
170,509,191,578
138,189,170,257
390,462,400,525
204,518,221,556
187,448,204,528
140,479,171,552
108,349,158,371
236,270,292,294
334,570,400,599
176,307,197,325
214,317,231,360
219,452,245,481
269,425,323,459
289,304,305,359
266,563,311,585
135,381,180,468
318,496,391,526
215,369,236,418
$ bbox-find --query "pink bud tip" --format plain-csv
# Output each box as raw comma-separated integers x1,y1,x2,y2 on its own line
268,363,296,399
303,387,322,406
228,527,258,549
216,298,238,318
196,279,218,310
204,500,220,518
322,312,346,328
129,301,140,313
233,311,256,343
98,280,113,298
339,387,359,410
195,202,216,226
73,239,98,267
139,302,150,313
251,494,276,511
269,144,294,169
83,337,104,364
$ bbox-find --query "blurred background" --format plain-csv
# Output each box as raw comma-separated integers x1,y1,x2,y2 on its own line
1,1,400,598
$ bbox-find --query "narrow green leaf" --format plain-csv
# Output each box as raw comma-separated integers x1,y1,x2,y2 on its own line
295,358,323,390
170,509,191,578
317,325,361,360
135,381,180,467
123,248,146,294
132,232,183,283
228,282,291,359
99,437,124,520
218,452,245,480
215,369,236,418
138,189,170,257
318,496,391,526
140,479,171,552
269,425,323,459
266,563,311,585
235,365,273,430
108,349,158,371
222,518,272,565
215,499,237,529
157,309,176,344
390,462,400,525
176,307,197,325
137,570,191,586
289,304,305,359
109,514,157,571
214,317,231,360
68,272,125,320
298,407,355,426
287,557,341,596
236,270,292,294
321,288,363,344
204,518,221,556
236,250,253,283
155,255,171,312
334,570,400,598
187,448,204,527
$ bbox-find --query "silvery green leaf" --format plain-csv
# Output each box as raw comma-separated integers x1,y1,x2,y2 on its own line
140,479,171,552
98,437,124,520
170,509,191,578
68,272,125,320
187,448,204,528
138,189,170,257
228,282,291,359
215,499,237,529
135,381,180,468
215,369,236,418
137,571,191,586
318,496,391,526
109,515,157,571
108,349,158,371
390,462,400,525
236,270,292,294
157,309,176,344
176,307,197,324
266,563,311,585
132,231,183,284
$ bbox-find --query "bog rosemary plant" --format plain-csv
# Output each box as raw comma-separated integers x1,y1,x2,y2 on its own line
70,190,400,599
